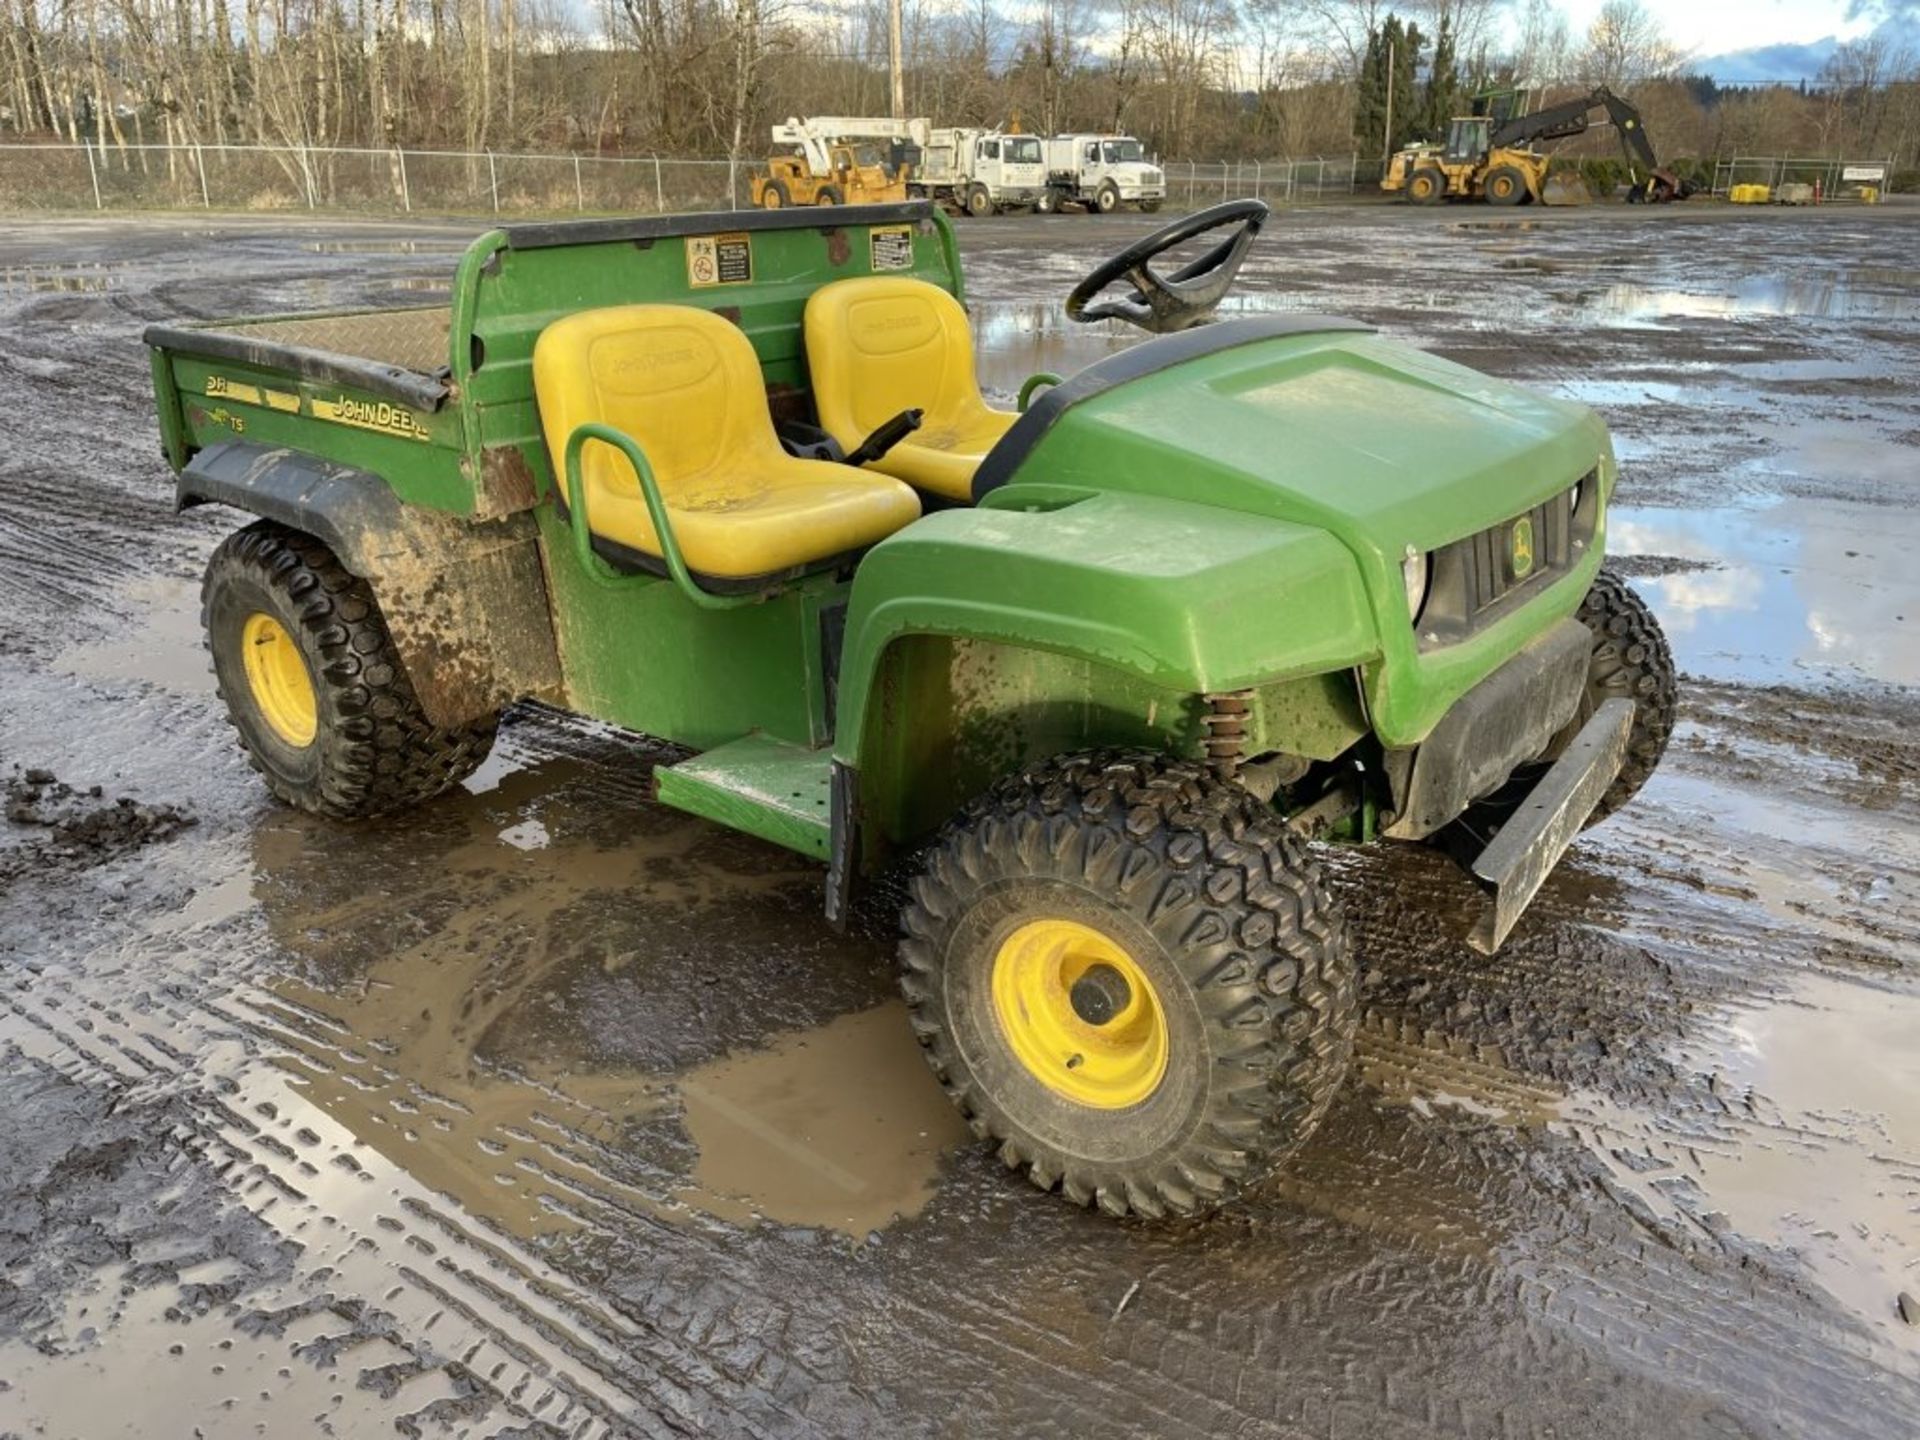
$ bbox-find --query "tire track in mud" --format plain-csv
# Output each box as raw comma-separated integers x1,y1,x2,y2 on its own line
0,965,784,1438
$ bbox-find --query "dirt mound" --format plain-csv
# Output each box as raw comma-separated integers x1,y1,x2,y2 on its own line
1541,172,1593,206
1,766,195,888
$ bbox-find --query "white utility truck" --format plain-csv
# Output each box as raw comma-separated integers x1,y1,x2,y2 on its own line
1040,134,1167,212
907,128,1047,215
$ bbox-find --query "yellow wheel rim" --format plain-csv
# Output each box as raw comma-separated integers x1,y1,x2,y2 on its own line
990,919,1168,1109
240,612,318,747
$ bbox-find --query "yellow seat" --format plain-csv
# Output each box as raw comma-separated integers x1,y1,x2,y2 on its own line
804,277,1018,503
534,305,920,581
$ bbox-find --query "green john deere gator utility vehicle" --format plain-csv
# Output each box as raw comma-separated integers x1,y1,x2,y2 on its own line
145,200,1675,1219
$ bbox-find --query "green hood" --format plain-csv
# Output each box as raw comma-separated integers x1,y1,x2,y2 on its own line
979,319,1609,560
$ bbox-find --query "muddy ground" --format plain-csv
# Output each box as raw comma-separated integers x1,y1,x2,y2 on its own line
0,200,1916,1438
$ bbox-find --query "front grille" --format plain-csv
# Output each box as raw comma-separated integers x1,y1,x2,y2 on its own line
1462,493,1569,614
1416,470,1598,648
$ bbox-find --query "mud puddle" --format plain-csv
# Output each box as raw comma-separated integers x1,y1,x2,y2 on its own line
971,299,1133,395
0,261,121,293
1561,969,1920,1347
236,762,959,1241
1608,497,1917,687
1,1278,375,1440
52,573,206,694
1591,272,1920,324
971,291,1317,396
304,238,468,254
677,1002,969,1233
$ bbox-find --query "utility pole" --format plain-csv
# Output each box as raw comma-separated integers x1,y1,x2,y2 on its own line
1383,39,1395,167
889,0,906,119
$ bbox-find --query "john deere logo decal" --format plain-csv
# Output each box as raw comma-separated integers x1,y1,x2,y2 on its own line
1511,516,1536,578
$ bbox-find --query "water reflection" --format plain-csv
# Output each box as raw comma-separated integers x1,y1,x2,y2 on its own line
1592,274,1920,324
1610,499,1918,687
1562,969,1920,1348
1,262,119,293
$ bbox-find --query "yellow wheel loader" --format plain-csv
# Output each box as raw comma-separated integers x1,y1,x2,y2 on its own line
1383,86,1693,207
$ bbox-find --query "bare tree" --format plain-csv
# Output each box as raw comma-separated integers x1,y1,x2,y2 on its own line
1512,0,1572,85
1579,0,1685,88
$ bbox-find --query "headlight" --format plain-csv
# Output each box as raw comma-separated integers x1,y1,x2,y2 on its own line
1402,545,1431,621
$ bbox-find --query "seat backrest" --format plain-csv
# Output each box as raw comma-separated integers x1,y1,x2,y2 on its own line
805,277,988,446
533,305,779,492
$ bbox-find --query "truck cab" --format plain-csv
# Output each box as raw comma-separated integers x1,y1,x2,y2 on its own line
912,129,1046,215
1043,134,1167,213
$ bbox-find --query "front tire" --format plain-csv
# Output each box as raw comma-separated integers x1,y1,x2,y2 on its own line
815,184,843,206
203,521,497,820
1485,165,1527,206
1456,568,1676,840
1407,167,1445,205
761,179,789,209
1096,181,1121,213
901,752,1357,1219
966,184,994,218
1571,570,1677,822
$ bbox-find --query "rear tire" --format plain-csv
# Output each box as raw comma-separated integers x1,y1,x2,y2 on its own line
203,521,497,820
761,179,790,209
1036,187,1059,214
816,185,843,206
1485,166,1527,206
901,751,1357,1219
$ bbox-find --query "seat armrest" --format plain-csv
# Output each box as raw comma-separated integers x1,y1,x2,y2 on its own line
562,422,754,610
1018,372,1063,412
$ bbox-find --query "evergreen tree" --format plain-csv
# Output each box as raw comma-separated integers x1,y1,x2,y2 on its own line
1422,15,1460,140
1354,14,1428,158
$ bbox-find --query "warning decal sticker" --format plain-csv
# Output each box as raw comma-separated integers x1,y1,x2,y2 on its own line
686,232,753,288
869,225,914,272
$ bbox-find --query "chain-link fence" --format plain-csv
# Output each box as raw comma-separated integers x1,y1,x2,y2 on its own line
0,141,1367,216
1709,155,1895,201
0,142,748,215
1159,156,1361,207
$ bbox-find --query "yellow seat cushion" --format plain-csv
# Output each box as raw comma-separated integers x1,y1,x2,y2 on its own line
804,277,1018,503
534,305,920,580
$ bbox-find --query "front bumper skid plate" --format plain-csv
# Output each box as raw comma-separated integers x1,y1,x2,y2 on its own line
1466,697,1634,954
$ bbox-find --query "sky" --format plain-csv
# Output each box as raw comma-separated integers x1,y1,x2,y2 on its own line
1555,0,1874,56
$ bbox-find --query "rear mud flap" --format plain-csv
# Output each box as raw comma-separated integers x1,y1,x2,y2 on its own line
1466,698,1634,954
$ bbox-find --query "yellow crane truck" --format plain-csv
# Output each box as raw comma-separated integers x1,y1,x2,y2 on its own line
752,117,921,209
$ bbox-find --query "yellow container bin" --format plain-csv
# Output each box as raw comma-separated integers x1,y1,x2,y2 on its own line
1729,183,1771,204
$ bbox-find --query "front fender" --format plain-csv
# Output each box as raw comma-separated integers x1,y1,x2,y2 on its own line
835,490,1379,775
